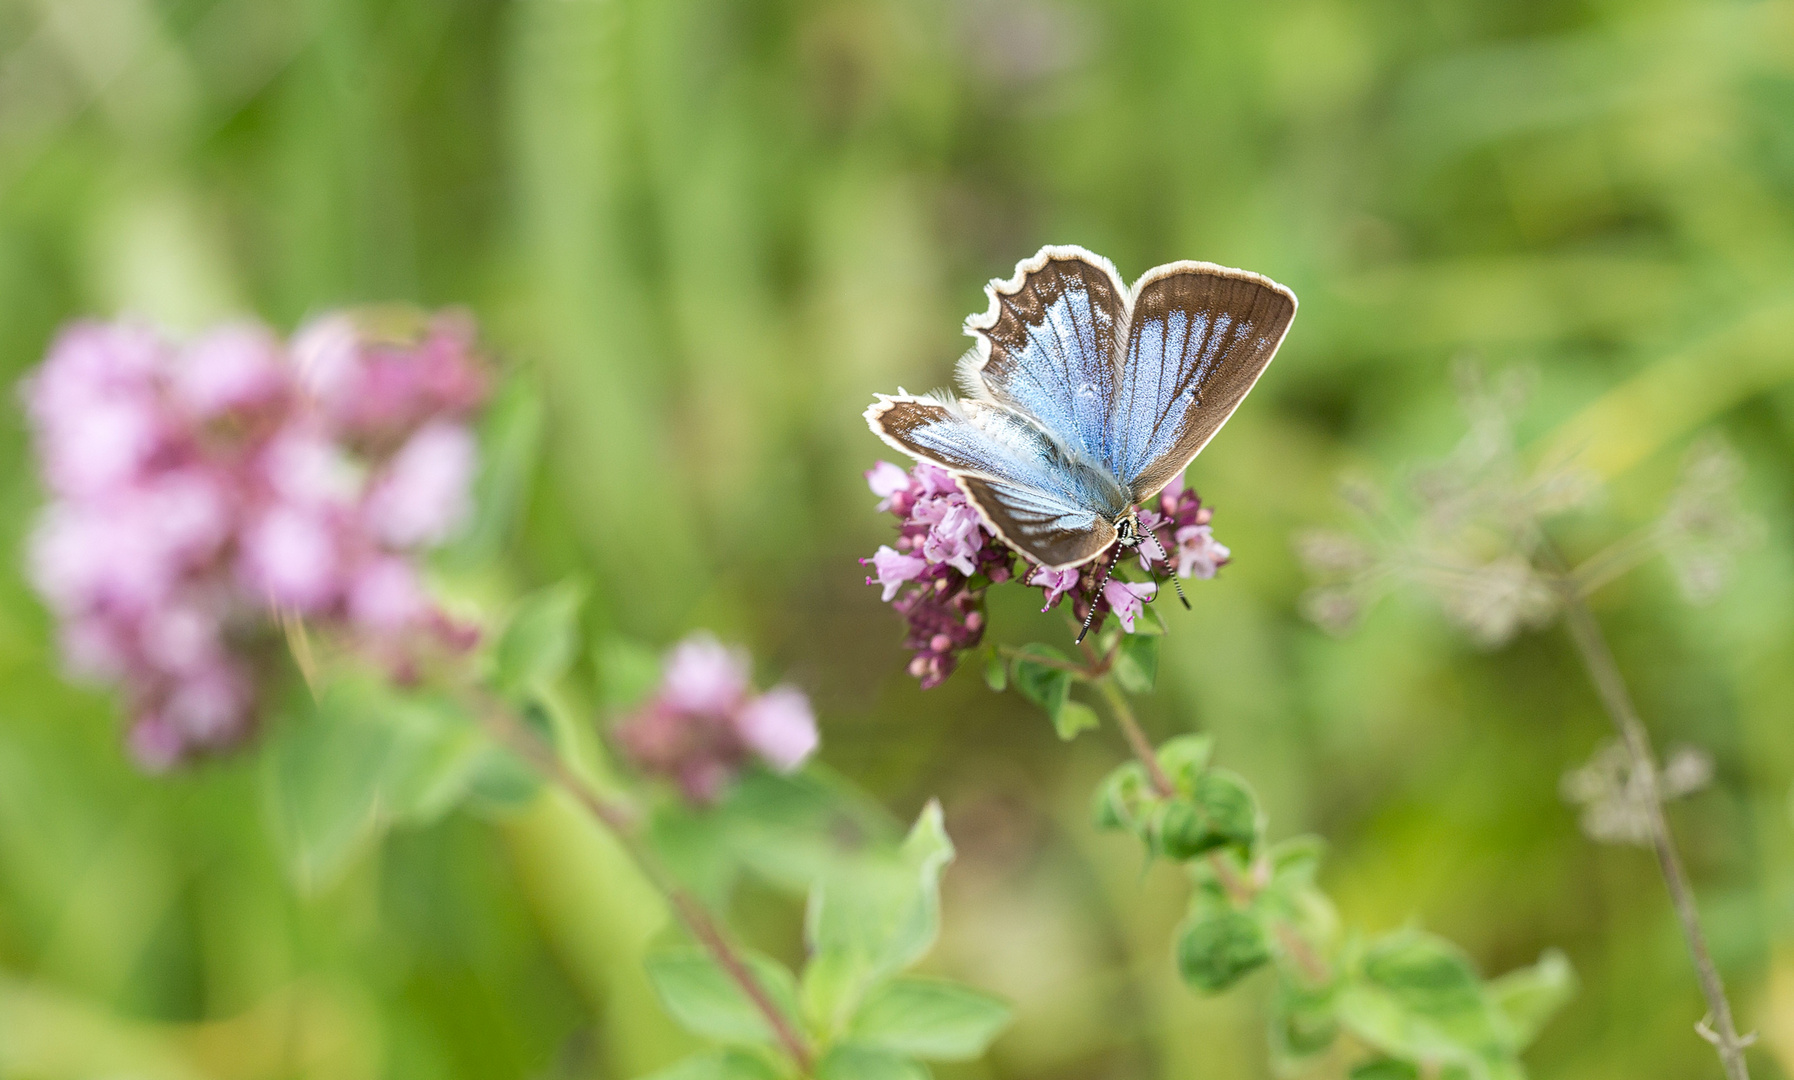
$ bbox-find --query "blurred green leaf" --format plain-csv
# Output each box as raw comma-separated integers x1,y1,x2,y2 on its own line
637,1048,789,1080
1112,634,1159,693
1177,909,1271,992
814,1045,931,1080
1152,771,1259,860
1052,700,1099,741
1156,734,1214,795
1092,762,1153,833
261,678,401,891
848,977,1011,1062
1488,948,1576,1049
1010,645,1073,723
804,803,955,1030
982,649,1007,692
494,579,588,697
1337,931,1506,1066
644,948,802,1047
1271,980,1340,1057
1348,1061,1420,1080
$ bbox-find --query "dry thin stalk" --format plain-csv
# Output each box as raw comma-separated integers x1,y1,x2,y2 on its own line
1552,578,1752,1080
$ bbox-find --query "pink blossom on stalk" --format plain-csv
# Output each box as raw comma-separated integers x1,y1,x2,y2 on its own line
867,546,928,601
20,310,490,768
1102,580,1157,632
1029,566,1080,610
615,633,820,802
861,461,1230,687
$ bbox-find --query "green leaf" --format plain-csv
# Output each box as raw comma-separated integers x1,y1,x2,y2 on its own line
1348,1061,1420,1080
1488,948,1575,1049
1010,644,1072,722
636,1049,788,1080
1271,980,1339,1057
1192,769,1260,850
1052,700,1099,740
494,579,588,696
1091,762,1153,833
1337,930,1506,1065
804,803,955,1031
814,1046,931,1080
462,744,544,810
1151,772,1259,861
848,977,1011,1061
1176,910,1271,992
262,678,399,891
1112,633,1159,693
377,695,489,825
982,649,1007,692
1155,734,1213,795
644,949,803,1046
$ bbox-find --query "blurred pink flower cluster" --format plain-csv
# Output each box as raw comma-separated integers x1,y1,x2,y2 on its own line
861,460,1229,687
22,311,488,768
615,633,819,802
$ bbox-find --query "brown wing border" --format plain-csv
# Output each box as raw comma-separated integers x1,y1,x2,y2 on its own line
863,392,1117,571
1116,260,1298,501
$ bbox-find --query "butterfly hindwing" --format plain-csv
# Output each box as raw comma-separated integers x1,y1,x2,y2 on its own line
959,246,1128,467
1108,263,1296,502
864,394,1127,569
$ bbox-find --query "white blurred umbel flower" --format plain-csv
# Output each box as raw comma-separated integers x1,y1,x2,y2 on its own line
1295,361,1599,646
1561,739,1714,846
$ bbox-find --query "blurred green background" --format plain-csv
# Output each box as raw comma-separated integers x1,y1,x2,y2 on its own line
2,0,1793,1076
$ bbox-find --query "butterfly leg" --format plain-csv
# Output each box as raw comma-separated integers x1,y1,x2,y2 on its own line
1141,527,1191,609
1075,544,1124,645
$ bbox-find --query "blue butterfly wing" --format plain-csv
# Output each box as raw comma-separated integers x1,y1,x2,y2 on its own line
959,246,1128,468
864,394,1125,569
1108,263,1297,501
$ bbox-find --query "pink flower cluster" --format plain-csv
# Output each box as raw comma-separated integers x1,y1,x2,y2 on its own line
614,634,820,802
22,311,488,769
862,461,1015,688
862,461,1230,688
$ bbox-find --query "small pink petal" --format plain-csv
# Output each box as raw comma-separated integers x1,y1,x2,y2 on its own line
660,633,752,716
1103,579,1157,632
736,685,819,771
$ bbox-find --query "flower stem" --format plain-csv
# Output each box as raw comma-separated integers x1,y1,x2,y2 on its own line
1091,678,1334,987
476,698,817,1075
1553,584,1752,1079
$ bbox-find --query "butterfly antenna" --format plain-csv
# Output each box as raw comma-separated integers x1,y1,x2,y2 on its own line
1076,546,1122,645
1143,526,1191,609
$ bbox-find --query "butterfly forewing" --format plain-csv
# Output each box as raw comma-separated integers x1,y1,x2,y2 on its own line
1108,264,1296,502
864,394,1128,569
960,247,1128,467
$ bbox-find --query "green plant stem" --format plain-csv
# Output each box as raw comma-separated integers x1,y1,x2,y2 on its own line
1091,679,1334,987
1553,585,1752,1079
476,698,817,1075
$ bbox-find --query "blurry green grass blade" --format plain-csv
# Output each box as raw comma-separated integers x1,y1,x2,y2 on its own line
1539,296,1794,479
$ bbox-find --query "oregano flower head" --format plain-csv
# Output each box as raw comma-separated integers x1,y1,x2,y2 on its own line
615,633,820,802
861,460,1229,686
21,310,486,768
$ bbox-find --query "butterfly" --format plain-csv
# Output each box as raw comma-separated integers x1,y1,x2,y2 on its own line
865,245,1296,637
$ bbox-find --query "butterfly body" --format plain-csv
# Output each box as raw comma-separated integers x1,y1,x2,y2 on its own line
866,245,1297,573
